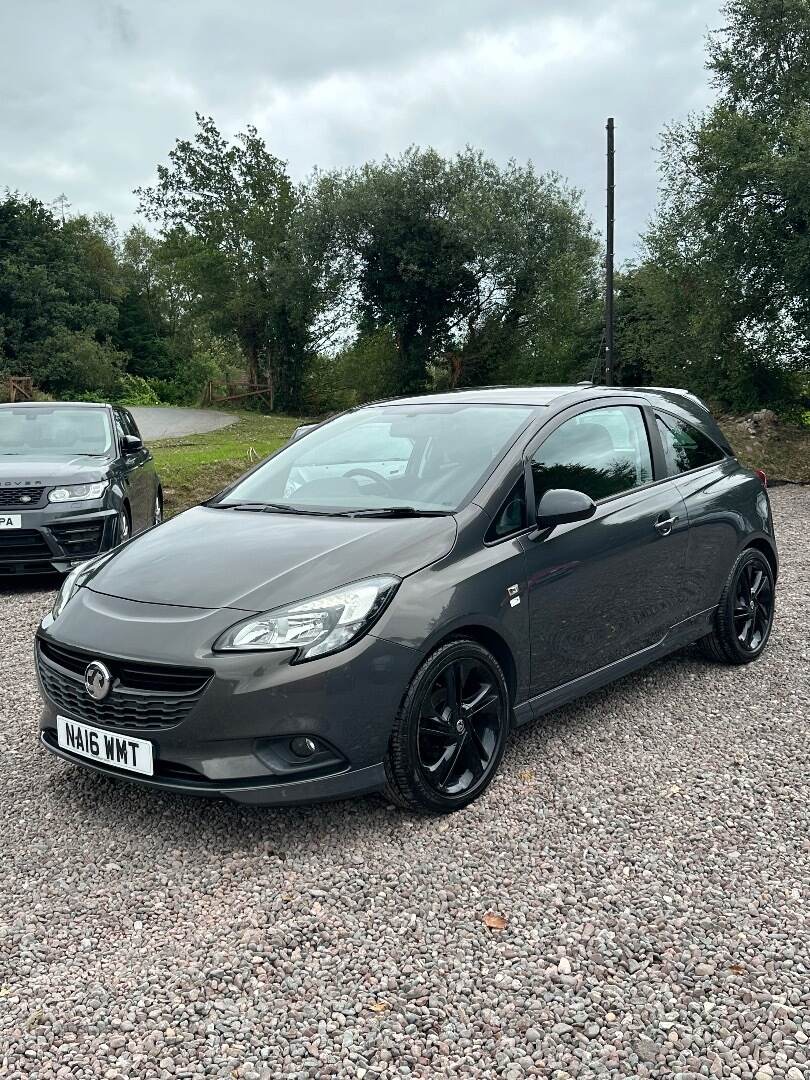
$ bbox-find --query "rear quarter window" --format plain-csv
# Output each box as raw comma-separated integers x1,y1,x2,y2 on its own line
656,413,725,475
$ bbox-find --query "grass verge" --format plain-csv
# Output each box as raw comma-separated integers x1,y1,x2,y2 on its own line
150,412,303,516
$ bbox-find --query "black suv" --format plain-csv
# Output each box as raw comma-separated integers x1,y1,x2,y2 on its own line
0,401,162,576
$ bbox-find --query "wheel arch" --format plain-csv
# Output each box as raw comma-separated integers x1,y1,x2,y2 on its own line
743,535,779,582
429,622,519,708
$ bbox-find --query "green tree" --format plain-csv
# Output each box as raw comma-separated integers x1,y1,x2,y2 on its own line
634,0,810,410
318,148,600,398
0,194,126,395
136,115,323,412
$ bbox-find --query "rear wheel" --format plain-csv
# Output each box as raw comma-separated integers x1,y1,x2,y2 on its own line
699,548,775,664
384,639,510,813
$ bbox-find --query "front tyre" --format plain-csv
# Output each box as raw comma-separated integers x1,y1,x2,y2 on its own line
117,506,131,545
384,639,510,814
699,548,776,665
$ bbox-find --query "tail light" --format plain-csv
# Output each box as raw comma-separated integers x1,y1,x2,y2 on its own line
754,468,768,487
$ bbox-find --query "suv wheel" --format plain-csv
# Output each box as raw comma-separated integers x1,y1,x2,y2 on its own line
118,507,131,545
384,639,510,813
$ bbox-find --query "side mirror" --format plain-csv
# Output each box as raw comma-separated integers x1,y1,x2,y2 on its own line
121,434,143,454
535,488,596,531
288,423,316,444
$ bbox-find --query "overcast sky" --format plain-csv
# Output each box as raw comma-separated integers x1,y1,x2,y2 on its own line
1,0,722,261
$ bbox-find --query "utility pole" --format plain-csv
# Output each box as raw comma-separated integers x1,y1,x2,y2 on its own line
605,117,615,386
52,193,71,224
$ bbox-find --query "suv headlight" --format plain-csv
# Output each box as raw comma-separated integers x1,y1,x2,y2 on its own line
48,481,108,503
214,576,400,661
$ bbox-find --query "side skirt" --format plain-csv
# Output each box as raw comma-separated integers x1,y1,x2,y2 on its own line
513,606,717,727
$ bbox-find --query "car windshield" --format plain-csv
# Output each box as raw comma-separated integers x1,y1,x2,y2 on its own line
221,403,537,514
0,406,113,457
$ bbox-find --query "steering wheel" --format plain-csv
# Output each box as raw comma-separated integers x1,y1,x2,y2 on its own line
344,468,397,497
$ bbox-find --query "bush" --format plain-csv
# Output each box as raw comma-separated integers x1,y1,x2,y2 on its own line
304,330,399,415
113,373,163,406
26,329,124,400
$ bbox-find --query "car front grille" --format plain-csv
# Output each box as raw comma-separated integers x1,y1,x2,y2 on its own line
0,486,45,508
37,640,214,731
49,520,105,557
0,529,52,562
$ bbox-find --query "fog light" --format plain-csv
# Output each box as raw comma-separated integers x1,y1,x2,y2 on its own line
290,736,317,758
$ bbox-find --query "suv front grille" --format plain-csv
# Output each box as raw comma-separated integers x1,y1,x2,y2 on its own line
37,640,213,731
49,520,105,557
0,529,52,561
0,486,45,508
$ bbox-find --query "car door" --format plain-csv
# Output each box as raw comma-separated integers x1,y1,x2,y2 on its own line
654,410,739,616
519,400,690,697
112,408,151,531
123,409,158,528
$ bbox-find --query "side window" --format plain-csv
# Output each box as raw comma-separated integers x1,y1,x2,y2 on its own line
531,406,653,503
123,409,142,440
112,409,128,448
656,414,724,475
486,476,527,542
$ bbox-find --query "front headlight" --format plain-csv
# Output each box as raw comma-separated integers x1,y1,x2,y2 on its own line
51,550,115,619
214,576,400,661
48,481,108,503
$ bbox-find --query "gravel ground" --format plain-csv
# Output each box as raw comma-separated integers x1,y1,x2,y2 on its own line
128,408,237,441
1,488,808,1079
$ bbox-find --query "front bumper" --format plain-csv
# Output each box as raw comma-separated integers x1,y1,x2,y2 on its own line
39,730,387,805
0,502,117,576
36,588,417,805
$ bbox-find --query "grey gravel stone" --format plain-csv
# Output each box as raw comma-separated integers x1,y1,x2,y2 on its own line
0,488,808,1078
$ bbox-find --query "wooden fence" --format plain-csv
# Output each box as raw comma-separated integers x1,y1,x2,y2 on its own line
3,376,34,402
202,379,274,410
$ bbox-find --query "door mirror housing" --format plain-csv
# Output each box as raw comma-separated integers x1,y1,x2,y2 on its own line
121,434,143,454
288,423,316,444
534,488,596,531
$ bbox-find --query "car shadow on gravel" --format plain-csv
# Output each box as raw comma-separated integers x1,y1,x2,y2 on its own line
0,573,61,596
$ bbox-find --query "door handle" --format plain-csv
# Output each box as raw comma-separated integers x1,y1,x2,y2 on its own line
654,513,678,536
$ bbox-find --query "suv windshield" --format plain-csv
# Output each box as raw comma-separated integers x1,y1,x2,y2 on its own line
222,403,536,514
0,406,113,458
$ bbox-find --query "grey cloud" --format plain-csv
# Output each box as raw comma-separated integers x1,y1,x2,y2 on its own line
0,0,720,258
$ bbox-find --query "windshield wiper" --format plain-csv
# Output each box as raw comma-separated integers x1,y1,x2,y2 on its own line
215,501,329,516
340,506,450,518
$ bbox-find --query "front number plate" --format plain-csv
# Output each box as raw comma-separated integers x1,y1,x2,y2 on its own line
0,515,21,529
56,715,154,776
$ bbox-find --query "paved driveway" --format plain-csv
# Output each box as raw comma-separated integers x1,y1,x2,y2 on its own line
1,489,808,1077
129,407,237,441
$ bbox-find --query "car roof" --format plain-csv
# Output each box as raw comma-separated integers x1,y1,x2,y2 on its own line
360,384,730,450
366,386,589,407
363,384,706,409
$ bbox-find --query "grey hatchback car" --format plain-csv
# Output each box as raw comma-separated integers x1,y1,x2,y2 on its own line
36,386,778,813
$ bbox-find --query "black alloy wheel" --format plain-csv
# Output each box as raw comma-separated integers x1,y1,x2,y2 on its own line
733,558,774,653
699,548,776,664
417,658,503,796
385,639,510,813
